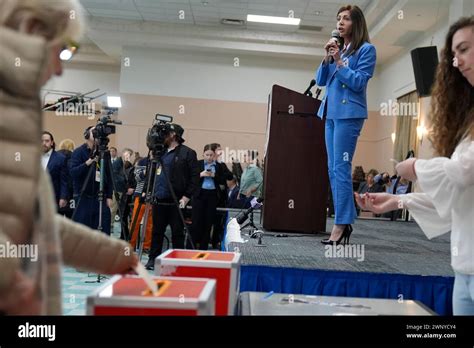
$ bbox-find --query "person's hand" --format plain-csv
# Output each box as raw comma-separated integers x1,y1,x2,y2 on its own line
200,170,212,178
120,253,139,274
396,158,417,182
114,252,139,275
107,198,113,208
0,270,40,315
329,44,342,65
85,157,97,166
127,188,134,195
324,39,338,63
324,39,338,56
354,192,401,214
179,196,190,208
59,199,67,208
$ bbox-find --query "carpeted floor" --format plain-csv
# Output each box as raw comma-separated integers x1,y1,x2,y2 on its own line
229,212,453,277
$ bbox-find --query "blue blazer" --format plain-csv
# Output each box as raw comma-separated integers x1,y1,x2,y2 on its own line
46,150,69,203
316,42,376,119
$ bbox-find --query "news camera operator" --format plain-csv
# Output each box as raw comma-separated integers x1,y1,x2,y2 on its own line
145,124,200,270
69,125,114,235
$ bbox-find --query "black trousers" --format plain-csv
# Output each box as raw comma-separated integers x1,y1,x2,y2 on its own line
192,189,217,250
149,201,184,260
211,210,226,248
120,194,132,240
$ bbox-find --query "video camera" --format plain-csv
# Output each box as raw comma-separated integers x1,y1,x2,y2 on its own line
146,114,174,156
92,115,118,139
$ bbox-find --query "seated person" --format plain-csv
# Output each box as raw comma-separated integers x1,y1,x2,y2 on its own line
226,176,247,209
358,169,385,194
357,169,384,217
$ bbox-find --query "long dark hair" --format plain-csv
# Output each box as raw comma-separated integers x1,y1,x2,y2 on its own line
337,5,370,57
430,16,474,157
42,131,55,150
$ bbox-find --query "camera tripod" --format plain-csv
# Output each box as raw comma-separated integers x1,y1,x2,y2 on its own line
71,131,121,283
129,147,194,263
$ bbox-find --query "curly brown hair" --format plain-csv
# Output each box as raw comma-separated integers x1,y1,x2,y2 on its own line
429,16,474,157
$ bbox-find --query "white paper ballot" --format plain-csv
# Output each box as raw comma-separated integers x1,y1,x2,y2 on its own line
134,263,158,294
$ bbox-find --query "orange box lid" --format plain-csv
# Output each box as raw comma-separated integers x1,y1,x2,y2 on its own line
164,250,236,262
108,276,209,298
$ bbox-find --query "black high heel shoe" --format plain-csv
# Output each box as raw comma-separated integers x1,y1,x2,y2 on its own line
321,224,353,245
342,224,353,245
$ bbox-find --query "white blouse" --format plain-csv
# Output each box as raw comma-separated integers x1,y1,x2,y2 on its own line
399,137,474,275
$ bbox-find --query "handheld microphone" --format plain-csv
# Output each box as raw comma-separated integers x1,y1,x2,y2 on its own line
329,29,344,63
304,79,316,96
236,197,264,225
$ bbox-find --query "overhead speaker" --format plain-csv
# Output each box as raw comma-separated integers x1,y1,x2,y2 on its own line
411,46,439,97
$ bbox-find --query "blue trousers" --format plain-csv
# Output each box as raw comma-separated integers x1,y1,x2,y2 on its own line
73,196,111,235
325,118,365,225
453,272,474,315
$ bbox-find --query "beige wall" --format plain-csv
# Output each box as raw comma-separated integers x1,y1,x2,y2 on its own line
116,93,401,174
43,93,434,176
116,93,267,161
353,97,436,178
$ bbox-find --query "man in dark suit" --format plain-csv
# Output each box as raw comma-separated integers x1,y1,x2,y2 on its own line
226,176,246,209
41,131,69,211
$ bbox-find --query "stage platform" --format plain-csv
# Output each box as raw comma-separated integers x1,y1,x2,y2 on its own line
226,211,454,315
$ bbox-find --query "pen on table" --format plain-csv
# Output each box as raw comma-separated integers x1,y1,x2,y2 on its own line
262,291,274,300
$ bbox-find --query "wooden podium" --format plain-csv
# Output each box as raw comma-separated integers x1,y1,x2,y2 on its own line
262,85,328,234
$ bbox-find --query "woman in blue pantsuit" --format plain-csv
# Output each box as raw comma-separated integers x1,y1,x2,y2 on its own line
316,4,376,245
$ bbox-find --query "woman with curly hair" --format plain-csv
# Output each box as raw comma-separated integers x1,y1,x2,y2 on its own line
355,16,474,315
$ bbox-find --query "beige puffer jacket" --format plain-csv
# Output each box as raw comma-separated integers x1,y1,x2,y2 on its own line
0,27,135,315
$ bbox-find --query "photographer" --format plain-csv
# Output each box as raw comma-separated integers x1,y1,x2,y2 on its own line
145,124,199,270
69,126,114,235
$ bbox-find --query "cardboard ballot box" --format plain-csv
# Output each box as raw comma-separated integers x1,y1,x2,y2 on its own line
87,275,216,316
155,249,241,315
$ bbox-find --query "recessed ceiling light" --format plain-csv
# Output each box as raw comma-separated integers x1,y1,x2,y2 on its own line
202,1,208,5
314,11,323,16
247,14,301,25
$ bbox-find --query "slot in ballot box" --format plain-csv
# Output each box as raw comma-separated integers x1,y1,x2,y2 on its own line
155,249,241,315
87,275,216,316
239,292,437,316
